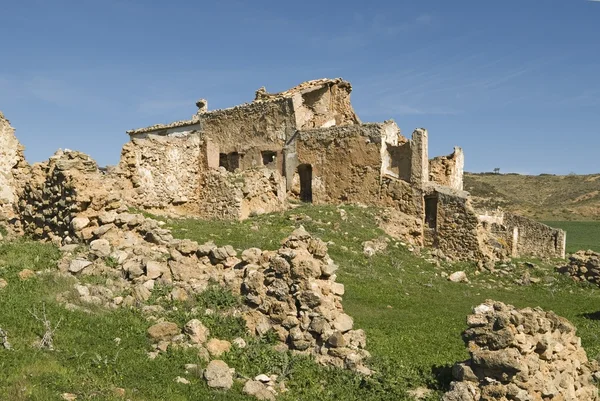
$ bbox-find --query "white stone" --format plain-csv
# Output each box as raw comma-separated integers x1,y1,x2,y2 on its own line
69,259,92,273
70,216,90,232
204,360,233,389
448,271,468,283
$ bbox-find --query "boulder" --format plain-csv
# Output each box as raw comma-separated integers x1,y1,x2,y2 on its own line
204,360,233,390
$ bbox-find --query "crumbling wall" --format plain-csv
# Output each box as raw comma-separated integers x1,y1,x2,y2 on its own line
429,147,464,190
557,250,600,285
255,78,360,130
0,112,28,222
291,124,384,205
410,129,429,188
199,98,296,155
241,227,370,373
444,300,599,401
503,213,566,259
119,134,202,211
18,150,125,244
434,187,483,261
197,168,286,220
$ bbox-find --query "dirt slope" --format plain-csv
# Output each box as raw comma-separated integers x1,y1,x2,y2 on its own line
464,173,600,221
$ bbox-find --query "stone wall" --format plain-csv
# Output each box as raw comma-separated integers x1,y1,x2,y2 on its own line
0,111,28,222
556,250,600,285
433,187,483,261
503,212,566,259
443,300,599,401
429,147,464,191
197,168,286,220
119,134,202,212
18,150,126,244
254,78,360,130
198,98,296,155
291,124,384,205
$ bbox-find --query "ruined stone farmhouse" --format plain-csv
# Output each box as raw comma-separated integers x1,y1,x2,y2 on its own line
0,78,565,261
120,78,566,261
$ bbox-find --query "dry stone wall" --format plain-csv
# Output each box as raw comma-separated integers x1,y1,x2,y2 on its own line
556,250,600,285
0,111,28,222
198,98,296,154
444,300,599,401
18,150,130,244
503,213,566,259
119,134,202,211
197,168,286,220
240,227,370,373
434,188,483,261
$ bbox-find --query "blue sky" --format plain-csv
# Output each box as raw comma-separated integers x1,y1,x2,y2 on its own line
1,0,598,174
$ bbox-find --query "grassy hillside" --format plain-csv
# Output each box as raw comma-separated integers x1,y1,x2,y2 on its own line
3,205,600,400
464,173,600,221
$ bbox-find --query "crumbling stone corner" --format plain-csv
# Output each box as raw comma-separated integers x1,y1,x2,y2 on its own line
410,129,429,188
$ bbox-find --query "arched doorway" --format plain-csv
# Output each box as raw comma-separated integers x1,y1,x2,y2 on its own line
297,164,313,203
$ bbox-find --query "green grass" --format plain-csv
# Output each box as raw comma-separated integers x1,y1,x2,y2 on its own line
2,207,600,400
155,205,600,396
543,220,600,253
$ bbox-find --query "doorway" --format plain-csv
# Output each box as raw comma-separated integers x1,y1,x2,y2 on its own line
298,164,313,203
424,195,438,230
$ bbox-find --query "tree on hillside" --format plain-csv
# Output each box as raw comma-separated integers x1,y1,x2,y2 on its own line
494,168,500,175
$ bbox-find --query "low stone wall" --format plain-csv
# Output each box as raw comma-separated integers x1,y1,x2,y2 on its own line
443,300,599,401
503,213,566,259
197,168,286,220
557,250,600,285
119,134,202,211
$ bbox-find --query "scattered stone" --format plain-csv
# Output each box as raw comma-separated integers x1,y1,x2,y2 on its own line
254,374,271,383
184,319,209,344
175,376,190,385
147,322,180,341
243,380,276,400
0,278,7,289
204,360,234,390
233,337,247,348
18,269,35,281
70,216,90,232
69,259,92,273
448,271,468,283
206,338,231,357
90,239,111,257
145,261,167,279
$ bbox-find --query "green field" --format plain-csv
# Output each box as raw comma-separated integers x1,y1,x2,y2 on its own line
544,220,600,253
1,206,600,400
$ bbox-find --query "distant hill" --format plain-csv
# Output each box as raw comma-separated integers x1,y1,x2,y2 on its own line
464,173,600,221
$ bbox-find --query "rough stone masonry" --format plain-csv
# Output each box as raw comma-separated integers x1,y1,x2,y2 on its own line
443,300,599,401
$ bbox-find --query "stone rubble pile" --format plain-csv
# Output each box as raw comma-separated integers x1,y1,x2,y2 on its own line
443,300,599,401
240,226,370,374
16,150,370,376
556,250,600,286
18,150,132,244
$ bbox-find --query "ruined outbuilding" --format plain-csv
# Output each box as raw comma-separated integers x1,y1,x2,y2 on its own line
120,78,565,261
